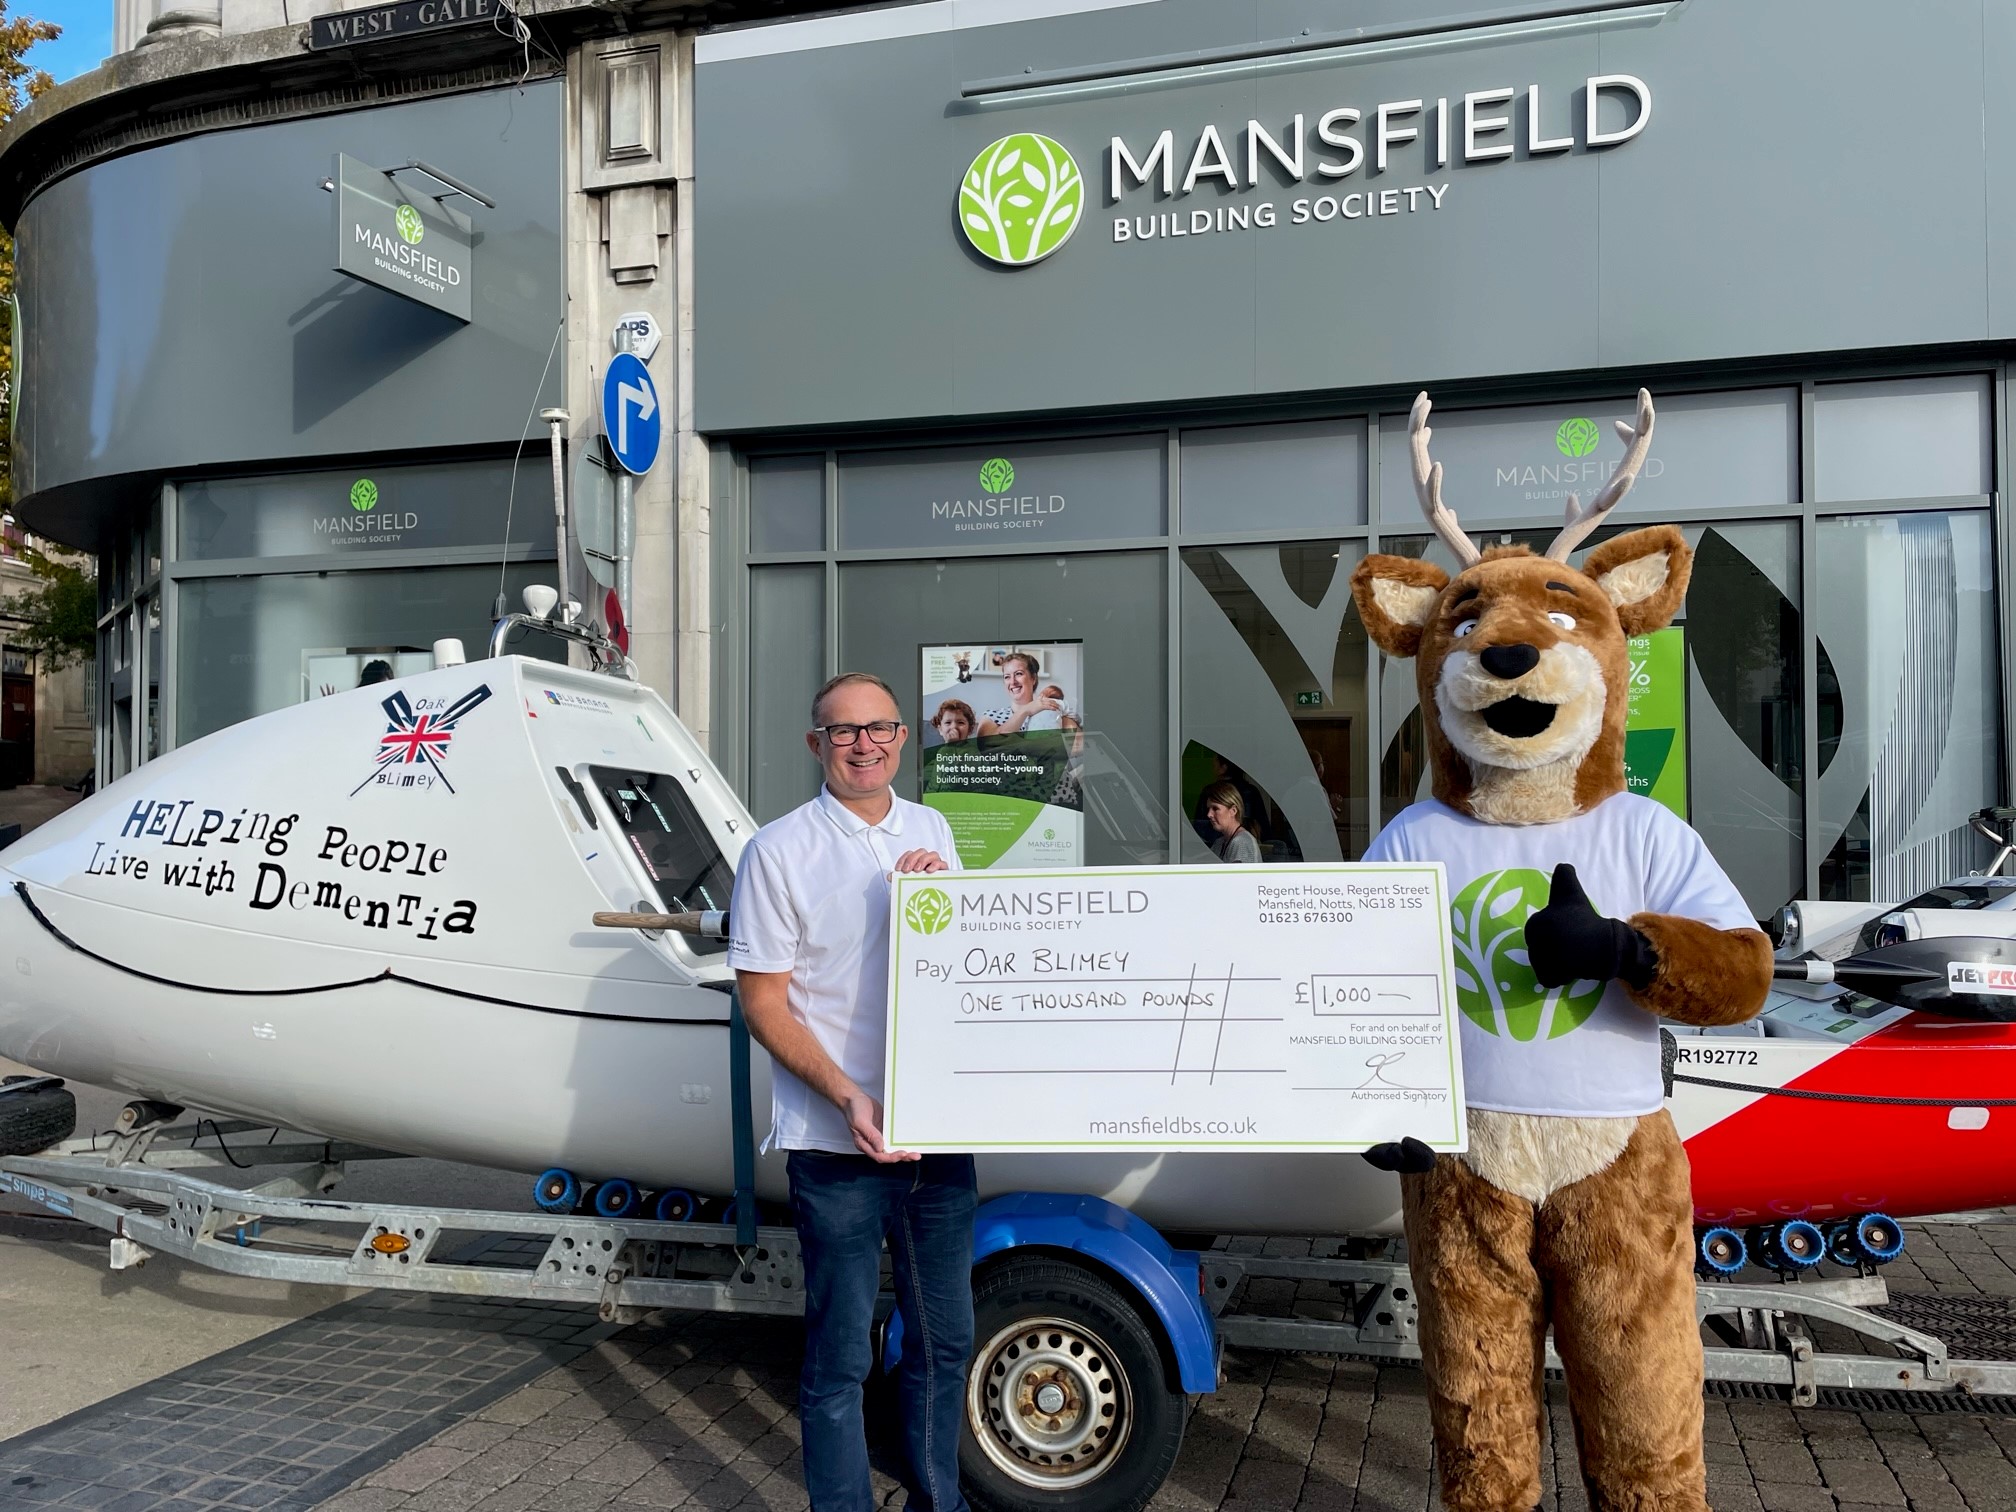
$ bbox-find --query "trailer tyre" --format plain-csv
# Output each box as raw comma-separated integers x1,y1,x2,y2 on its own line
0,1077,76,1156
961,1257,1185,1512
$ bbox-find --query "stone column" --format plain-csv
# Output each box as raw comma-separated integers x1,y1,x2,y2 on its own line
567,30,705,743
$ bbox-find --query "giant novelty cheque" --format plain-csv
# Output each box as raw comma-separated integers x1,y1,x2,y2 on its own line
883,864,1465,1153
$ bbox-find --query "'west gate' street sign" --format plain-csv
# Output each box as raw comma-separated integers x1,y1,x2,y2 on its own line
310,0,502,50
331,154,473,323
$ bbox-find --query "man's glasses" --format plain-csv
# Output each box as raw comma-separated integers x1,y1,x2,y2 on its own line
815,720,902,746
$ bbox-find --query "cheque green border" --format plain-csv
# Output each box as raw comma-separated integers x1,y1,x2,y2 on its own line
885,863,1463,1153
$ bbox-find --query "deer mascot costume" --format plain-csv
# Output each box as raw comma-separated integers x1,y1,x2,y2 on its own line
1354,391,1773,1512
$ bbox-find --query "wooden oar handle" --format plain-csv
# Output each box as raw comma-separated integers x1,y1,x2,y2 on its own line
593,909,730,939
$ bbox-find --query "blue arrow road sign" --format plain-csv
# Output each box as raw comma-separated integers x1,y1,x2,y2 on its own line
601,352,661,475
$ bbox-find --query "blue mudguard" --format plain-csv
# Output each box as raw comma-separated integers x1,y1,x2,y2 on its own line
880,1191,1218,1394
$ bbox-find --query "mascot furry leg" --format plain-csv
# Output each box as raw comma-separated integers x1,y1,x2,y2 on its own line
1357,391,1773,1512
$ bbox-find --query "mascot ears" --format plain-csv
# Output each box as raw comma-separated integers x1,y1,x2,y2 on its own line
1581,525,1692,637
1351,555,1448,660
1350,524,1693,660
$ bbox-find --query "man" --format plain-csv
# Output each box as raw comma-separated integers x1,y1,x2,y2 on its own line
729,672,973,1512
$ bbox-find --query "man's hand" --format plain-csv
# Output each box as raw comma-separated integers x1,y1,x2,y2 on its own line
893,849,949,874
842,1091,920,1163
1525,864,1657,991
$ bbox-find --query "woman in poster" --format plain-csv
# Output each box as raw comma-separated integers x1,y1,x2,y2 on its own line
978,652,1080,737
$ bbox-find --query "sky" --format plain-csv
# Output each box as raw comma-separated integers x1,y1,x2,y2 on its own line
21,0,110,85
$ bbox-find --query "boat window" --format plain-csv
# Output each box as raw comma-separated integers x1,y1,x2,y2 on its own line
591,767,733,956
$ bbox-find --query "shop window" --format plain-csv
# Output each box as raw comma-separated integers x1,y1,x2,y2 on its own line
1181,542,1369,863
179,458,543,561
836,435,1165,552
1180,419,1365,535
1375,387,1798,527
176,563,559,745
749,454,825,554
748,564,825,822
1814,374,1991,503
833,551,1167,867
1816,511,2000,900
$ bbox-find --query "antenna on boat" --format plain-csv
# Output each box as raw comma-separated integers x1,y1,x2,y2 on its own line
542,407,574,625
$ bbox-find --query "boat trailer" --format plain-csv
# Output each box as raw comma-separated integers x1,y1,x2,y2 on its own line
5,1112,2014,1410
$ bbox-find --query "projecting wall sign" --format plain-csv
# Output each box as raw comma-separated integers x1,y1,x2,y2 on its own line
331,154,473,322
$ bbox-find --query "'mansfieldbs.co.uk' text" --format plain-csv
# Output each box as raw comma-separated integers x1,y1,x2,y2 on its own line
1086,1114,1258,1137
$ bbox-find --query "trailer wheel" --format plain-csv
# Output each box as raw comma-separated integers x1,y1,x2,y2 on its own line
961,1257,1185,1512
0,1076,76,1156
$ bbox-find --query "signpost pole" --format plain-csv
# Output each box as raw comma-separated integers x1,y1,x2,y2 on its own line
542,407,573,624
613,328,636,631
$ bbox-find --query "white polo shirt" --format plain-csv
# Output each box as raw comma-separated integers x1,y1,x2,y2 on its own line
728,787,959,1153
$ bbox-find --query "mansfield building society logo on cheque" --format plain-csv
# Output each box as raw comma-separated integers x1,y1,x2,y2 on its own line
955,73,1650,264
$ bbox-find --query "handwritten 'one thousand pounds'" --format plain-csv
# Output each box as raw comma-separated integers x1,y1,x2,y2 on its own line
883,865,1465,1153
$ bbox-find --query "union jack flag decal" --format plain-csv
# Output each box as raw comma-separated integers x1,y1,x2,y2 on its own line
351,684,493,797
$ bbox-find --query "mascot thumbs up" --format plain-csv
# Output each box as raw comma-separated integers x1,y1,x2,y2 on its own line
1353,391,1773,1512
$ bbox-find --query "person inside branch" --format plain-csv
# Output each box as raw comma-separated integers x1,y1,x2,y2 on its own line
729,672,974,1512
1201,780,1262,864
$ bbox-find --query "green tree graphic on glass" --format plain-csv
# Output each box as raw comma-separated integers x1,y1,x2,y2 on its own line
959,134,1083,267
1449,869,1605,1041
905,888,953,935
979,458,1016,493
350,479,379,512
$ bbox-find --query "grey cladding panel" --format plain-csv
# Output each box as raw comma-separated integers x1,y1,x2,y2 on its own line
16,83,563,497
1595,0,1988,365
693,33,959,430
1251,24,1602,393
695,0,2005,432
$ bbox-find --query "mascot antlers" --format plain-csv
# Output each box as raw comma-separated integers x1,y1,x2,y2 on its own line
1355,391,1772,1512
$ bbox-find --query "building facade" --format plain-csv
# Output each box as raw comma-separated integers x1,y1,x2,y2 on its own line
6,0,2014,920
696,0,2016,919
3,0,724,779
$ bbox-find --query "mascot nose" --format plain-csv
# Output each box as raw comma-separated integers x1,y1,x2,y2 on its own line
1479,643,1540,680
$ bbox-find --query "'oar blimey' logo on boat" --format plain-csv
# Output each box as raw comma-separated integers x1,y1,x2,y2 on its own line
352,685,494,797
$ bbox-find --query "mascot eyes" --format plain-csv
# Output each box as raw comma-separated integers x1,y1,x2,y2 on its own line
1453,619,1478,638
1547,612,1577,631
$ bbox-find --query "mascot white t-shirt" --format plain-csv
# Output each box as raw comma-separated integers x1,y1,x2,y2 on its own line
1364,792,1754,1118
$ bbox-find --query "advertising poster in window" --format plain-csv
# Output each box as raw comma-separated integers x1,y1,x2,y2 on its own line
1623,626,1688,819
919,642,1084,869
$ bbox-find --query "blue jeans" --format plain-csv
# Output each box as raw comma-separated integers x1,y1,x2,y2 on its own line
787,1151,977,1512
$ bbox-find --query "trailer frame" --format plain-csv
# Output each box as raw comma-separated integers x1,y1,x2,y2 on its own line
5,1118,2016,1408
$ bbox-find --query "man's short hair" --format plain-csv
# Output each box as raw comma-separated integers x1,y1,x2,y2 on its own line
811,671,900,728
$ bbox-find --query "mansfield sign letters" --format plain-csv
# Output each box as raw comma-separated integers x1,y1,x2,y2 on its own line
331,154,472,322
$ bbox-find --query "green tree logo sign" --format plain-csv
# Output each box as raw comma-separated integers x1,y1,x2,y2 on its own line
959,134,1083,267
349,478,379,512
1449,869,1605,1041
394,204,425,246
979,457,1016,493
904,887,954,935
1555,417,1601,458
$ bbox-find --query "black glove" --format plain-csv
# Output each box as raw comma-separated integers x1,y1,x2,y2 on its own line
1362,1137,1438,1175
1524,863,1657,991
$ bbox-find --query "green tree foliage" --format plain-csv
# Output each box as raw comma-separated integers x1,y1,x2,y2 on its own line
5,545,95,669
0,3,60,516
